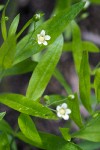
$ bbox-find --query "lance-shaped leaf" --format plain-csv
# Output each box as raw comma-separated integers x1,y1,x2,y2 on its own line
8,14,20,36
14,2,84,65
79,51,92,112
0,94,57,120
0,112,6,121
72,113,100,142
18,114,42,146
1,0,9,40
0,35,16,69
94,68,100,102
26,35,63,100
71,21,82,73
3,59,37,77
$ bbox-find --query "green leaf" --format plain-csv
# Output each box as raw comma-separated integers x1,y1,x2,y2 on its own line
71,21,82,73
72,114,100,142
3,59,37,77
14,1,84,65
94,68,100,102
79,140,100,150
16,132,83,150
18,114,42,146
59,128,71,141
79,51,92,112
0,112,6,121
67,93,83,128
0,119,14,135
1,0,9,41
0,132,10,150
82,41,100,53
0,94,57,120
0,35,16,69
8,14,20,36
54,68,72,95
26,35,63,100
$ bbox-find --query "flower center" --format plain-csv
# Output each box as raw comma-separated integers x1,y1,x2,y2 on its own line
59,108,66,115
39,36,45,42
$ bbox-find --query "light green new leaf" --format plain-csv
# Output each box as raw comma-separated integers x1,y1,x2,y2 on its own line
14,1,84,65
0,119,14,135
72,113,100,142
1,0,9,40
79,51,92,112
54,68,72,95
59,128,71,141
4,59,37,77
91,0,100,4
0,132,10,150
0,112,6,121
8,14,20,36
18,114,42,146
0,35,16,69
94,68,100,102
26,35,63,100
16,132,83,150
0,94,57,120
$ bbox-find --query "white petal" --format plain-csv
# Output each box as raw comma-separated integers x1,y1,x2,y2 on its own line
40,30,45,36
62,114,69,120
45,35,51,40
37,34,40,38
56,106,61,111
38,41,42,44
43,41,48,45
61,103,67,109
57,112,62,118
66,109,71,114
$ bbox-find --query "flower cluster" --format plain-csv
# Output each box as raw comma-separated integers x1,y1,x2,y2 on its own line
56,103,71,120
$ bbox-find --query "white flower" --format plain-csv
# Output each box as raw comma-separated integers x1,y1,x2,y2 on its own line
37,30,51,46
68,94,75,99
56,103,71,120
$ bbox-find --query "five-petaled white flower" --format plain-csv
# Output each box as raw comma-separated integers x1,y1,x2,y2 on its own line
56,103,71,120
37,30,51,46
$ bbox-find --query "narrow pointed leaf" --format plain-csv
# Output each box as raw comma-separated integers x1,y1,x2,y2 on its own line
0,94,57,120
18,114,42,146
79,51,92,112
26,35,63,100
0,112,6,121
94,68,100,102
0,35,16,69
8,14,20,36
